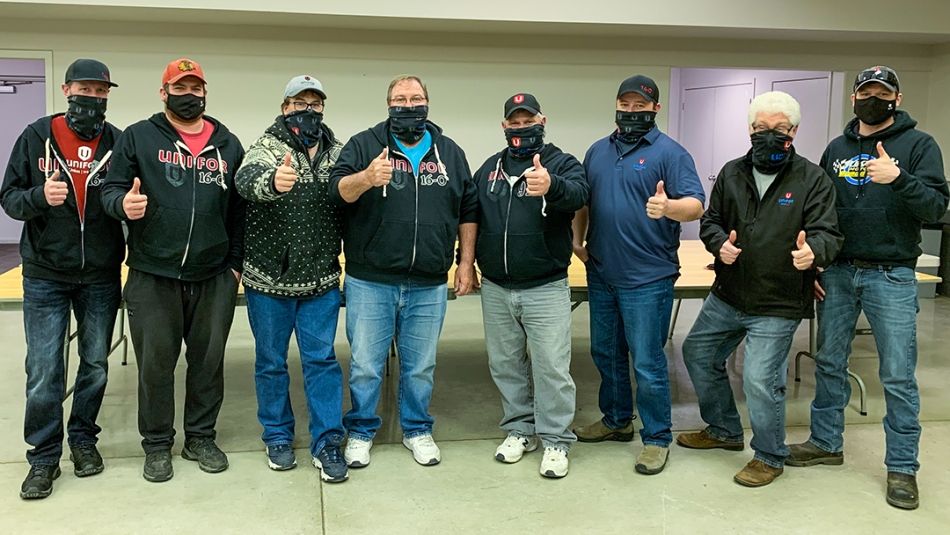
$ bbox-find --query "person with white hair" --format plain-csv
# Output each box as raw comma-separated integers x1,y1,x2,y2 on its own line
676,91,843,487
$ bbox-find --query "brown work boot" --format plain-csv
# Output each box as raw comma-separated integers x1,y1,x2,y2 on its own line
886,472,919,510
786,441,843,467
676,429,744,451
635,445,669,475
573,418,635,443
734,459,783,487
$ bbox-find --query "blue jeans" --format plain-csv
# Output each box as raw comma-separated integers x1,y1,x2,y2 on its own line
682,293,800,468
22,276,120,466
587,269,674,446
342,275,447,440
808,263,920,475
246,288,344,456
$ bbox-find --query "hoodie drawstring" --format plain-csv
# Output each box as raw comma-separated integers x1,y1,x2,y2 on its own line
215,147,227,191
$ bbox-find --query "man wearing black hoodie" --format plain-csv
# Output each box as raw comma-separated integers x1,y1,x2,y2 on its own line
100,58,246,483
788,66,949,510
330,75,477,469
1,59,124,500
474,93,588,479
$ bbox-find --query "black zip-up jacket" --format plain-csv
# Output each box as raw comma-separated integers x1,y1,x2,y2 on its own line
1,115,125,284
701,149,843,319
474,144,588,289
235,116,343,297
820,110,949,267
101,113,246,281
329,120,477,285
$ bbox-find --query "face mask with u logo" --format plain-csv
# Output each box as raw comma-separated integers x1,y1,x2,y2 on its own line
504,124,545,159
750,129,794,174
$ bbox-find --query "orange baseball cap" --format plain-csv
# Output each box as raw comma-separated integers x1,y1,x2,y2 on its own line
162,58,207,85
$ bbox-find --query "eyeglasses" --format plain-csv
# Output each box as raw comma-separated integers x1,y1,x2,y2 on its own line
389,95,427,106
290,100,324,112
752,124,794,135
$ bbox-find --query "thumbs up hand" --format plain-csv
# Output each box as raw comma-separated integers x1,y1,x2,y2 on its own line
866,142,900,184
791,230,815,270
366,147,393,188
44,169,68,206
524,153,551,196
123,177,148,220
274,152,298,193
646,180,669,219
720,229,742,265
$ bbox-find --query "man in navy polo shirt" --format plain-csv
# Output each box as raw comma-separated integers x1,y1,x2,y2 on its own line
572,75,705,475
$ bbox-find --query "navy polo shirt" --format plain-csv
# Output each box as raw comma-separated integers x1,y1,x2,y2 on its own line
584,127,705,289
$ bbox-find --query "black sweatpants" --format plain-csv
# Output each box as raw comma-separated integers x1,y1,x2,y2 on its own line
124,269,239,453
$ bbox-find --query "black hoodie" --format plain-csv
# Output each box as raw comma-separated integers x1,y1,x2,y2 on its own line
473,144,588,289
235,116,343,297
1,115,125,284
101,113,246,281
820,110,949,266
701,149,843,319
329,120,477,285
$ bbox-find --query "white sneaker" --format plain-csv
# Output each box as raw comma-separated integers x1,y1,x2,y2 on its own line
344,437,373,468
540,447,569,478
495,434,540,463
402,434,441,466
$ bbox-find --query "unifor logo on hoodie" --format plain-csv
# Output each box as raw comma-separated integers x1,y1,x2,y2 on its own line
157,149,229,188
832,153,900,186
389,157,449,190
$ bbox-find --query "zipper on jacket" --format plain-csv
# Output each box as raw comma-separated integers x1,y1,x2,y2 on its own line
50,144,89,271
177,142,218,276
392,148,421,271
503,181,516,276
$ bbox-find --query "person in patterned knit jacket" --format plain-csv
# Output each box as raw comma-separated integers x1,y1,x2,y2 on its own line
234,75,347,483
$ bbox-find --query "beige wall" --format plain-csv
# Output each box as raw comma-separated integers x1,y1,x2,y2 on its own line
0,16,945,174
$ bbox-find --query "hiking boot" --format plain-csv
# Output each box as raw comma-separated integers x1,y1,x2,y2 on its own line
573,418,635,443
20,464,61,499
69,444,104,477
786,441,844,467
143,450,173,483
313,445,349,483
403,434,441,466
495,434,539,464
265,444,297,471
635,445,670,475
676,429,744,451
886,472,919,510
539,447,569,479
734,459,783,487
182,438,229,473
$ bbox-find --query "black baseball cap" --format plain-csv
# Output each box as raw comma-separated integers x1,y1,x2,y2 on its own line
854,66,900,93
617,75,659,103
504,93,541,118
64,58,118,87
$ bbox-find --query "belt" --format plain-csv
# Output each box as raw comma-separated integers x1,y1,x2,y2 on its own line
840,259,893,271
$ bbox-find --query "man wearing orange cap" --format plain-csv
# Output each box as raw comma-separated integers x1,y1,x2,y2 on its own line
101,58,246,483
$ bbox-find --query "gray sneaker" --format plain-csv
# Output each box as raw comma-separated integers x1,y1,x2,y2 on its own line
182,438,229,473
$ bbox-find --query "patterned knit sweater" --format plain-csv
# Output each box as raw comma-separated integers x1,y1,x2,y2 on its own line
235,117,343,297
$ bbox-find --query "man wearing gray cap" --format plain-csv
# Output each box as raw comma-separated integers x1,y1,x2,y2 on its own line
235,75,347,483
789,65,949,510
1,58,124,499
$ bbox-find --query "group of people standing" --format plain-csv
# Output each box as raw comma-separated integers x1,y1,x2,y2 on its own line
3,57,945,513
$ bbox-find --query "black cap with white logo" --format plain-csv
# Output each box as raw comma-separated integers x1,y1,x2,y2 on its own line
617,75,659,103
64,58,118,87
504,93,541,118
854,66,900,93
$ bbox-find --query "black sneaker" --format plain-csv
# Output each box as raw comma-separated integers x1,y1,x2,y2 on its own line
20,464,61,499
182,438,229,473
143,450,173,483
313,445,348,483
69,444,104,477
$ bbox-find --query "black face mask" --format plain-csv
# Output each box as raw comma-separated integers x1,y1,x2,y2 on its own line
504,124,545,159
615,110,657,143
65,95,107,141
854,96,897,126
389,105,428,144
166,93,206,121
750,129,794,174
284,110,324,148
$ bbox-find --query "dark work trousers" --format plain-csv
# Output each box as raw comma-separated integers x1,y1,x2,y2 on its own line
124,268,239,453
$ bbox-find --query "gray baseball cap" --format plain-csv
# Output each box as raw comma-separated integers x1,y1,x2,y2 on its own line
284,75,327,100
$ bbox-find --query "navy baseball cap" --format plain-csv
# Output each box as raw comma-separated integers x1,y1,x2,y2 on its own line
64,58,118,87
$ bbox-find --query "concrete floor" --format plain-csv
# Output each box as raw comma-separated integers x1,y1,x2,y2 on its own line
1,295,949,534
